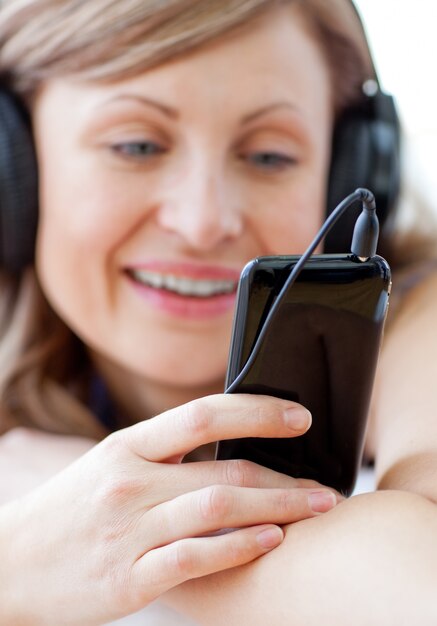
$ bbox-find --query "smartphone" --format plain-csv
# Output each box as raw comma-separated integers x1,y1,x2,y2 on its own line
216,253,391,496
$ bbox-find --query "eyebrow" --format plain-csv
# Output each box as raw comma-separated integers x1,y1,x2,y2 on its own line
241,102,300,124
98,95,300,125
98,94,179,119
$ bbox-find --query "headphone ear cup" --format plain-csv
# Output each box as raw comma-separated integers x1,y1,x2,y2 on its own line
325,112,373,253
0,87,38,272
325,93,401,253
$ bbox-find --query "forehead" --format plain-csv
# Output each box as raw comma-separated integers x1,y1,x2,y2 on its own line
114,8,321,97
143,5,331,99
35,3,333,131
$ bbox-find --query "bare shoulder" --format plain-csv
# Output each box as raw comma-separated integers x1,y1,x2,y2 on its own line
370,269,437,497
380,268,437,384
390,267,437,327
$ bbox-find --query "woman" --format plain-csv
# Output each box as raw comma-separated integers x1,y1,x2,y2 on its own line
0,0,436,624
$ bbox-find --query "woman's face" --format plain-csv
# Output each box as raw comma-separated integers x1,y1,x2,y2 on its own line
33,5,333,400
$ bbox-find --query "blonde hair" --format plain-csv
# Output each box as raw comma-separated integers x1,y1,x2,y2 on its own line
0,0,388,437
0,0,374,108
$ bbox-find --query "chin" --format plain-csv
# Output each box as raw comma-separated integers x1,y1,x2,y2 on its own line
125,335,230,383
137,361,227,391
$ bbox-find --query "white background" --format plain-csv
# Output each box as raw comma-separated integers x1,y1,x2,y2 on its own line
355,0,437,208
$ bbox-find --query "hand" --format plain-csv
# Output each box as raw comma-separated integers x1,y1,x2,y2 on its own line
1,394,340,625
0,427,97,503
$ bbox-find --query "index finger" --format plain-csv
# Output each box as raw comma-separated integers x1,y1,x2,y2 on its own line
124,394,311,462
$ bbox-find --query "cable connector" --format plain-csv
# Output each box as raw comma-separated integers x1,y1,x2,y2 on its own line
350,188,379,260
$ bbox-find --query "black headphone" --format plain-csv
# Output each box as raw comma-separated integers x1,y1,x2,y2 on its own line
324,0,401,253
0,87,38,271
0,2,400,271
325,83,400,253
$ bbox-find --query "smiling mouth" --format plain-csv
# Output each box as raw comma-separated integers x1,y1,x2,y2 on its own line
127,269,238,298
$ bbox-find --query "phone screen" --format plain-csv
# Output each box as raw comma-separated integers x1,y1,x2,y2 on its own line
219,254,391,495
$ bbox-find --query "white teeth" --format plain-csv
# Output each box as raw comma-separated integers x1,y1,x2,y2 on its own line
130,270,236,297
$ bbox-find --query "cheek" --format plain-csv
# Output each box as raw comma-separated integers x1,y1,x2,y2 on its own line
38,168,130,248
35,133,155,269
240,132,331,256
34,163,129,332
247,176,327,256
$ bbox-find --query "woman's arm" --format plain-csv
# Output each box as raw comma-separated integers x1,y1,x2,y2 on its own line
167,490,437,625
0,428,98,503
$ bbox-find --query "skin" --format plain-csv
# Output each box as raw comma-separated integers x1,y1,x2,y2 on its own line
167,491,437,626
1,3,437,625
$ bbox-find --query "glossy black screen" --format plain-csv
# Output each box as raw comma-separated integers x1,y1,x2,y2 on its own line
217,254,391,496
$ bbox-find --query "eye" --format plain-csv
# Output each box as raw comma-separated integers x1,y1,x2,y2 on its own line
111,140,166,159
243,151,297,171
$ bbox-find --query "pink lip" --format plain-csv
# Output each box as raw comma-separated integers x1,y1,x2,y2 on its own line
123,260,242,320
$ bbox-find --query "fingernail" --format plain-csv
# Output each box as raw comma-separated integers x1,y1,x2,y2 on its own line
256,526,284,550
308,490,337,513
283,407,311,432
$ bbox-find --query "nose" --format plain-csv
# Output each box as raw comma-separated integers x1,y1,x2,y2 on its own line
155,165,243,251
